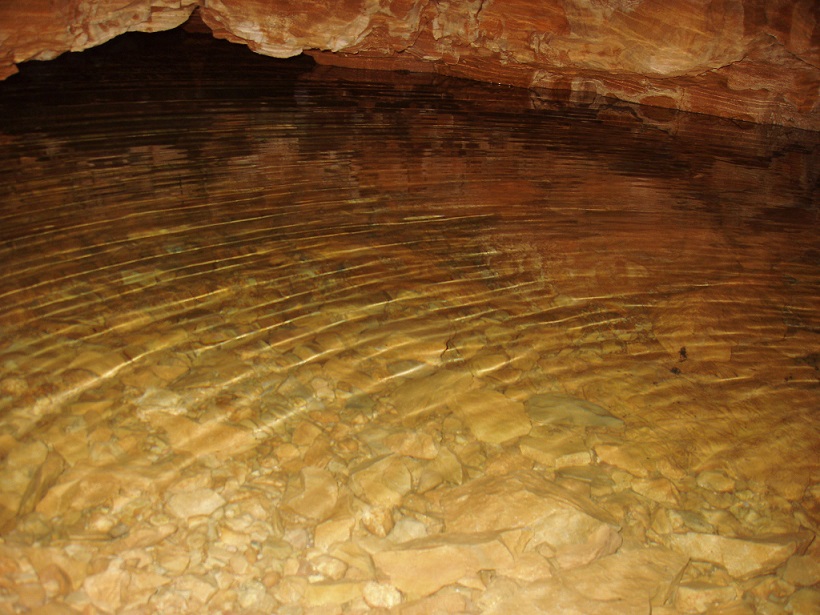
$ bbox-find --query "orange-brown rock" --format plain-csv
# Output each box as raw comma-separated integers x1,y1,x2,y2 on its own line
1,0,818,129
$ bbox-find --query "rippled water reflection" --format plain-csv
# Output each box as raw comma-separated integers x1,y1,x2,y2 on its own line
0,29,818,612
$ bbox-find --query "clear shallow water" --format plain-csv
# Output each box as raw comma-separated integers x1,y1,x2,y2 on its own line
0,30,818,613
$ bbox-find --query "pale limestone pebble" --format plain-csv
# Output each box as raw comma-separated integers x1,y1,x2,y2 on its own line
452,441,487,476
281,466,339,521
666,532,803,580
282,527,311,552
315,515,356,551
236,579,275,611
154,543,191,576
782,554,820,587
384,430,439,459
417,444,463,493
166,488,226,520
353,424,396,457
452,389,531,444
415,466,444,494
292,420,323,446
372,532,514,598
593,441,654,477
554,448,593,469
631,476,681,507
556,465,615,497
442,470,621,570
349,454,412,508
82,559,130,613
359,505,395,538
650,507,715,538
302,434,336,468
274,575,308,605
326,542,377,581
699,488,737,510
228,552,251,575
483,448,535,478
168,471,214,494
743,574,798,608
362,581,402,608
387,516,428,543
308,554,348,581
206,542,238,568
674,581,740,613
690,509,729,534
276,442,302,463
788,587,820,614
697,470,737,493
219,525,250,548
167,573,219,606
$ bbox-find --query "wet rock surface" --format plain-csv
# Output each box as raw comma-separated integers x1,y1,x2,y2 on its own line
0,32,818,614
1,1,818,129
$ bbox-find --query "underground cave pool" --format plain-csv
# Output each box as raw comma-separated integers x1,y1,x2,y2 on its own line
0,28,818,614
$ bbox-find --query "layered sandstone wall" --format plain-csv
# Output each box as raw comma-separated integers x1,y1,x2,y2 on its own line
1,0,818,129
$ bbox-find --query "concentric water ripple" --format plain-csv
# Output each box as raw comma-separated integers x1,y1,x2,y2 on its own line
0,29,818,613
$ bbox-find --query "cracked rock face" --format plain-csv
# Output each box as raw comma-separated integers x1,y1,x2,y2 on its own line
1,0,818,128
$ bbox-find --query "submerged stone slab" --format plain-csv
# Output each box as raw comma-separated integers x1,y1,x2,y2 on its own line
526,394,623,428
483,546,688,615
452,389,532,444
282,467,339,521
441,470,620,568
519,429,590,468
349,454,412,508
372,531,514,598
391,369,475,424
667,532,802,580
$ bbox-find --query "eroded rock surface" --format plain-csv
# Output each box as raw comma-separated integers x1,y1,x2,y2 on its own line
1,0,819,128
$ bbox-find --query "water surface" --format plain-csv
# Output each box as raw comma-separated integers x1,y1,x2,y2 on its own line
0,29,818,613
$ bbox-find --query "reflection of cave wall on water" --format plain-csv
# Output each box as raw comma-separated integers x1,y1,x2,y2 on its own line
1,1,819,129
